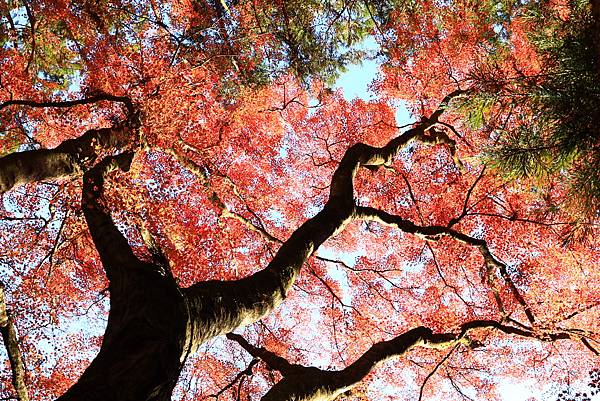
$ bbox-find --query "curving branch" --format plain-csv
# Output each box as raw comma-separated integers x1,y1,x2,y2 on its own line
227,318,594,401
226,333,301,376
0,124,133,194
354,205,536,323
180,92,467,352
0,95,137,195
225,325,462,401
81,153,141,278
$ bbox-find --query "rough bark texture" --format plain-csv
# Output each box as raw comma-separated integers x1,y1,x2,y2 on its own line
227,318,588,401
56,154,189,401
0,124,132,193
0,283,30,401
0,92,465,400
227,327,467,401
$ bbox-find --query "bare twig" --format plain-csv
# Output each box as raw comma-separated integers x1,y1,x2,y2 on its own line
208,359,259,399
418,344,459,401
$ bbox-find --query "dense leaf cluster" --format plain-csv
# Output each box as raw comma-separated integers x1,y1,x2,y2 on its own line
479,1,600,221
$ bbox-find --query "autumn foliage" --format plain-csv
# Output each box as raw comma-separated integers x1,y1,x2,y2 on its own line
1,1,599,401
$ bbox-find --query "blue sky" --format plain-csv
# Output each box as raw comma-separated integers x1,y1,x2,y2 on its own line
334,40,413,127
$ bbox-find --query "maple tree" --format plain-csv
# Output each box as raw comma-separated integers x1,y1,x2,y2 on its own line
379,0,600,232
1,1,599,401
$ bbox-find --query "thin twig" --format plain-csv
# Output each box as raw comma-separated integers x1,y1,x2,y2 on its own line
418,344,459,401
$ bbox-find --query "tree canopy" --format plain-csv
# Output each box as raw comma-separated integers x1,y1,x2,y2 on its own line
1,1,599,400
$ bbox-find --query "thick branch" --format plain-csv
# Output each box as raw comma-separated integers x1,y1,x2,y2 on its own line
0,94,133,114
228,319,590,401
0,123,133,194
226,326,467,401
0,283,29,401
180,93,465,351
81,153,144,279
0,95,136,194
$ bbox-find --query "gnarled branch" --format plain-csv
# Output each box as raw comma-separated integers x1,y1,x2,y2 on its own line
228,318,593,401
0,96,137,195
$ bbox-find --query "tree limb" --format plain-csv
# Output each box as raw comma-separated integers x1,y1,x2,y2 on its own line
0,283,29,401
81,153,143,279
181,91,465,351
0,95,137,194
0,94,134,115
0,122,135,194
228,318,592,401
354,206,536,323
225,333,300,375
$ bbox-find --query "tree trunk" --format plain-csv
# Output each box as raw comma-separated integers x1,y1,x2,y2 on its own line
56,155,189,401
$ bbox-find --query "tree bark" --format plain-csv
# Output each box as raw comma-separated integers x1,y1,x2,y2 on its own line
0,95,135,194
227,327,460,401
0,283,29,401
227,318,591,401
1,92,465,400
0,124,132,193
55,154,189,401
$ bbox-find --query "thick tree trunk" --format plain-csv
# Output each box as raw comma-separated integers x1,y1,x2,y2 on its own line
50,119,430,399
56,154,189,401
55,270,189,401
